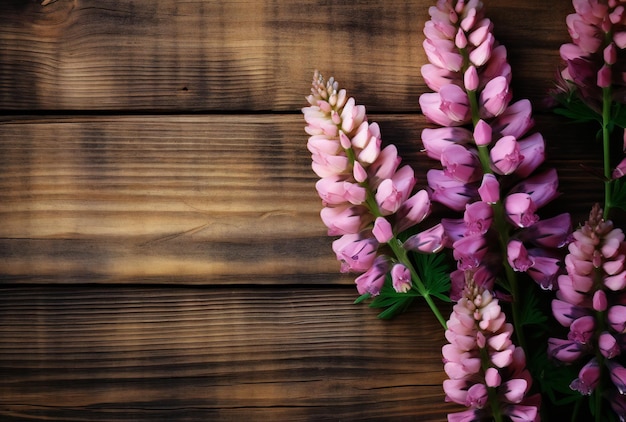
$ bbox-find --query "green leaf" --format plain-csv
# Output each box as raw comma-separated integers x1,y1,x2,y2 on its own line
610,178,626,213
355,251,452,319
413,252,452,302
552,92,601,125
612,102,626,129
353,293,371,305
518,284,547,328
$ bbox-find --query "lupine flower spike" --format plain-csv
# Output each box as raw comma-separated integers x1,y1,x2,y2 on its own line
548,204,626,421
443,271,540,422
303,71,449,327
420,0,571,350
550,0,626,219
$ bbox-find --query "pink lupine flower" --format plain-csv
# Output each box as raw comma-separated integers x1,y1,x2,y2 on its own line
599,331,621,358
391,263,412,293
477,173,499,203
332,233,379,273
304,71,443,299
441,143,481,183
570,358,601,395
549,204,626,411
443,272,539,421
372,217,393,244
420,0,568,297
490,135,523,175
551,0,626,113
404,223,446,254
491,99,534,139
504,193,539,228
320,205,371,236
355,256,389,296
421,127,474,160
395,189,431,232
427,169,478,211
479,76,512,118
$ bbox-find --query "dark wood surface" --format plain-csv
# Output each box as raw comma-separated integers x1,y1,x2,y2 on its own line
0,0,604,420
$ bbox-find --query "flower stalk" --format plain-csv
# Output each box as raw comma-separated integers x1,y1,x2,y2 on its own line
303,71,449,328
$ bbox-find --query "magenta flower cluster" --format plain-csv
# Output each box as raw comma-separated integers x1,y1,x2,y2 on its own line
548,205,626,418
302,71,444,297
443,273,540,422
554,0,626,113
419,0,571,298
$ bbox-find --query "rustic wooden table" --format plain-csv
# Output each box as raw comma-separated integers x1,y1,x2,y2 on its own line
0,0,605,420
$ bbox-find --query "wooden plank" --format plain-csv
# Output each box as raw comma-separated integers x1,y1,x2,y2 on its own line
0,114,607,285
0,0,571,111
0,286,456,421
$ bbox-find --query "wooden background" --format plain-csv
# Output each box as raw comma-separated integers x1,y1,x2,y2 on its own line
0,0,605,420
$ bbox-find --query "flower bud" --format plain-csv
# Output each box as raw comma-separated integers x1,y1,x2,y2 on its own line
597,64,612,88
604,43,618,65
464,65,479,91
372,216,393,243
391,263,412,293
478,174,500,204
473,119,492,146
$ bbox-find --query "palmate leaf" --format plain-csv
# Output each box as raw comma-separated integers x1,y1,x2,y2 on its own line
518,284,547,328
610,178,626,213
552,91,601,125
413,251,452,303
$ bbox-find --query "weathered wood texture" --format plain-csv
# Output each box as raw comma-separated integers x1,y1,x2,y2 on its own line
0,0,571,111
0,0,604,421
0,114,602,285
0,286,456,421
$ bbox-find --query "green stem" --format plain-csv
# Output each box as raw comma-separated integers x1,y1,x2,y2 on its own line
466,89,527,351
388,238,448,330
480,345,504,422
345,145,448,330
602,85,612,220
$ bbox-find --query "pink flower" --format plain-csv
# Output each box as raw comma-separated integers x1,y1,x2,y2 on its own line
548,337,586,363
479,76,512,118
391,263,412,293
320,205,371,236
478,173,500,203
427,169,477,211
375,165,416,215
599,332,621,358
304,72,440,300
463,201,493,235
421,126,474,160
404,223,446,254
395,189,431,233
518,213,572,249
504,193,539,228
607,360,626,394
473,119,492,146
372,217,393,243
491,99,534,139
507,240,534,272
355,256,388,296
490,135,523,175
332,233,379,273
422,63,459,92
570,358,601,395
442,272,538,419
441,144,481,183
453,234,488,271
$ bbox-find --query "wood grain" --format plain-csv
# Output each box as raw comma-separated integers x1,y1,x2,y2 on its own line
0,114,604,285
0,0,612,420
0,0,571,111
0,286,456,421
